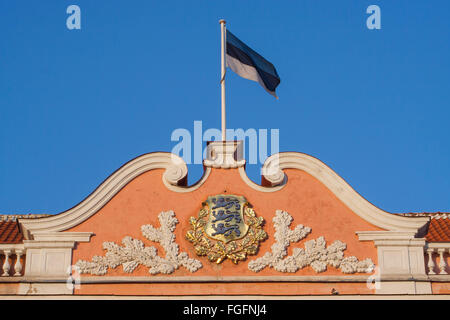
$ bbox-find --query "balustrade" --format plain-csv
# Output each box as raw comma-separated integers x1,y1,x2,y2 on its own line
0,247,25,277
426,247,449,275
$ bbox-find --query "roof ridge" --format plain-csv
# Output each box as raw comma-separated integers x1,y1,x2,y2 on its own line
400,212,449,219
0,214,51,221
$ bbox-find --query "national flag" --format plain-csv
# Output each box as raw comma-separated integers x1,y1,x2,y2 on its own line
225,30,281,98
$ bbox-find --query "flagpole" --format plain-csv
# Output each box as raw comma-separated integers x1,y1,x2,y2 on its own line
219,19,226,141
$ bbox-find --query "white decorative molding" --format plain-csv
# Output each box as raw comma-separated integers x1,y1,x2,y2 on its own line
162,155,188,185
32,232,93,242
238,167,286,193
254,153,429,232
427,243,450,249
75,211,202,275
260,154,285,186
203,141,246,168
356,231,418,241
248,210,375,274
19,153,204,234
18,151,429,237
163,167,212,193
23,241,77,249
0,244,25,252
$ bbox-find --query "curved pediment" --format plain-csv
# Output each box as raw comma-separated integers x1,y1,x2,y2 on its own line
19,143,428,237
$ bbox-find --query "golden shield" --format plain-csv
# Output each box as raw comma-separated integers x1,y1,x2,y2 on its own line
186,194,267,264
204,195,248,243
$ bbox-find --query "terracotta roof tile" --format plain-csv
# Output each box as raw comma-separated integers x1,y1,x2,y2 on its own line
0,220,24,244
425,218,450,242
400,212,450,242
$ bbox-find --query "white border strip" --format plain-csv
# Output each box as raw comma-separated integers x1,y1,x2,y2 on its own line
1,275,449,283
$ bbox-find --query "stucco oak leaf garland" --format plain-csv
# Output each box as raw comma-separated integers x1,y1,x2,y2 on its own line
75,211,202,275
248,210,375,274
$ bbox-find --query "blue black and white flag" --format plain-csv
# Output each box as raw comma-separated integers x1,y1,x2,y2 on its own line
226,30,280,98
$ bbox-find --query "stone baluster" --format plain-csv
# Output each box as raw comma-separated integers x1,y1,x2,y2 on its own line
14,250,23,276
2,250,11,276
438,248,448,275
426,249,436,275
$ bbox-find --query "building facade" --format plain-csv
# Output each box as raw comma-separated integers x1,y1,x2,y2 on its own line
0,141,449,297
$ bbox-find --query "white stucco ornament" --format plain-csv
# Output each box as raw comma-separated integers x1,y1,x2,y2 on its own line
75,209,374,276
248,210,375,273
75,211,202,275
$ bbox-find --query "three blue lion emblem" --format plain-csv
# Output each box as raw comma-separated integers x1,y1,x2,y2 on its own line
210,196,243,238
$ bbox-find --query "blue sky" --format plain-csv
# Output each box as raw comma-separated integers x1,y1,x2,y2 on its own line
0,1,449,215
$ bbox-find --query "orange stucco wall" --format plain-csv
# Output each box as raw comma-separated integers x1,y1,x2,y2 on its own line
76,282,373,296
431,282,450,294
68,167,382,295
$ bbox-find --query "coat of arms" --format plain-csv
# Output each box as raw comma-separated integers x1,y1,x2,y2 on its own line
186,195,267,264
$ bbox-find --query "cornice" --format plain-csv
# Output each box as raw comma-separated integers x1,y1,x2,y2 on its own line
32,232,93,242
19,152,191,235
19,150,429,237
0,244,25,251
427,243,450,249
259,152,429,233
356,231,418,241
23,241,77,249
